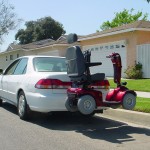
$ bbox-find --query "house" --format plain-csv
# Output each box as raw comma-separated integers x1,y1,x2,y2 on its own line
0,35,69,70
0,20,150,78
79,20,150,78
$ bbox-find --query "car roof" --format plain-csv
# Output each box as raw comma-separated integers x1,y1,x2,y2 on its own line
18,55,66,59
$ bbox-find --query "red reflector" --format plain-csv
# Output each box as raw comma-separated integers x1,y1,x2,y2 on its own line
35,79,72,89
90,80,110,89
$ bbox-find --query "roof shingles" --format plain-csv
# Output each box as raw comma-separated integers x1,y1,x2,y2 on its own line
3,20,150,52
5,35,68,52
80,20,150,39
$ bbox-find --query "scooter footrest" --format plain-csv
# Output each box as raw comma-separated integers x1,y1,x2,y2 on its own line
103,100,121,104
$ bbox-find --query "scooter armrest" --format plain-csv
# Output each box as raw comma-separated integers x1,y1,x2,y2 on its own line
86,62,102,67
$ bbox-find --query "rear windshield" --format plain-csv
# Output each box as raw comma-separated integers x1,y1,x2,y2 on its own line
33,57,67,72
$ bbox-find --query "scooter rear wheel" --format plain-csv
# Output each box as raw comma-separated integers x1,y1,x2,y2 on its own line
65,98,78,112
77,95,96,115
122,93,136,110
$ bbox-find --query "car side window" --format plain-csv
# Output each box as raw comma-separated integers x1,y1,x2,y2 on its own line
13,58,28,75
4,60,20,75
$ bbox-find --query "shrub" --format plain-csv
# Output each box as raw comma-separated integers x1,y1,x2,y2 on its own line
124,62,143,79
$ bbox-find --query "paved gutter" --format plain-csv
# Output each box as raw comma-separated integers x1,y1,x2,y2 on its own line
99,108,150,128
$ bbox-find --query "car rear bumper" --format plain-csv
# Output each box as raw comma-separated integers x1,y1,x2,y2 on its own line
26,91,68,113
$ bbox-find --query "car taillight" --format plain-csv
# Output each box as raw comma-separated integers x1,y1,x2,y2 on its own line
90,80,110,89
35,79,72,89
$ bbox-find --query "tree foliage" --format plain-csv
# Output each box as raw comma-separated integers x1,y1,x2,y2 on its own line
100,9,148,31
147,0,150,3
0,0,20,44
15,17,66,44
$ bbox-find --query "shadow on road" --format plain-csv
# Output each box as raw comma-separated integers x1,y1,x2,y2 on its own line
2,102,150,144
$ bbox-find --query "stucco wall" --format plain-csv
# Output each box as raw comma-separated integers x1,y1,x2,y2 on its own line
137,31,150,45
0,45,68,70
0,50,24,70
23,45,68,56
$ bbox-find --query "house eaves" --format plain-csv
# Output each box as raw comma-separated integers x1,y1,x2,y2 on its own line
79,28,150,41
0,49,22,55
23,43,69,52
0,43,68,54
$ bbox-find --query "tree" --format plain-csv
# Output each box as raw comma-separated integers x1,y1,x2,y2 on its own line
100,9,148,31
0,0,21,44
15,17,66,44
147,0,150,3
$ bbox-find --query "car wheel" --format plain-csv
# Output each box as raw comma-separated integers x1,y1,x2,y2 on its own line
77,95,96,115
18,91,29,120
0,99,2,106
122,93,136,110
65,98,78,112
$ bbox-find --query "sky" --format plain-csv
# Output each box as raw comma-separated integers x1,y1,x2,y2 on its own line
0,0,150,51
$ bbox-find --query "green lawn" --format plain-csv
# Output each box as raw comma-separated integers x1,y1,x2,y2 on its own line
134,97,150,113
108,79,150,92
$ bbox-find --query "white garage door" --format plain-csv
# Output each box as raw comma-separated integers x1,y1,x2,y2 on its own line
83,41,127,77
137,44,150,78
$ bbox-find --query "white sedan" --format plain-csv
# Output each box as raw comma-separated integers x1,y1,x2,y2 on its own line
0,56,71,120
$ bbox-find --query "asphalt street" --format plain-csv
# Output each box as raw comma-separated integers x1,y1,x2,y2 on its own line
0,103,150,150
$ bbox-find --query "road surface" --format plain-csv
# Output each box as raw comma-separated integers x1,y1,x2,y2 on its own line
0,103,150,150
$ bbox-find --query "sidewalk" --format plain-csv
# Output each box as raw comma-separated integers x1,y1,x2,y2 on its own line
136,91,150,98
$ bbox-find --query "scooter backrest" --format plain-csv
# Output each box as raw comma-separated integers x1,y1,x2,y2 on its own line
67,33,78,44
66,45,86,78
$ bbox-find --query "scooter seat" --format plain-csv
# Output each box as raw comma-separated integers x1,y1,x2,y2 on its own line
69,74,87,82
91,73,105,81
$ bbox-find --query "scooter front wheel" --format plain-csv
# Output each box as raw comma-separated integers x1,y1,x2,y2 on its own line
122,93,136,110
77,95,96,115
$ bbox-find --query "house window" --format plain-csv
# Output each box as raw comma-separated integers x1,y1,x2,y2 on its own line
17,54,19,58
105,46,109,49
110,45,114,49
10,55,13,60
116,45,120,48
6,56,8,61
100,46,103,50
91,48,94,51
95,47,99,51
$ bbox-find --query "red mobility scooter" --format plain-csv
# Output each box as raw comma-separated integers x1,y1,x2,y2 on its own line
65,34,136,116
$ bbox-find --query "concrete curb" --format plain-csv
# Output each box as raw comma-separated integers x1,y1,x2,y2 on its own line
99,108,150,128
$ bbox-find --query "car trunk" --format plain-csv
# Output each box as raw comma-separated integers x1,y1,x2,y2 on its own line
45,72,71,94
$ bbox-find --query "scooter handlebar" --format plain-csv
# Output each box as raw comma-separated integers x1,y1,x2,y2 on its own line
106,53,120,59
106,55,111,58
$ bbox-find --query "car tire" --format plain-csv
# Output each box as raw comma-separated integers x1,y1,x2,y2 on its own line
77,95,96,115
65,98,78,112
18,91,29,120
0,99,2,106
122,93,136,110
